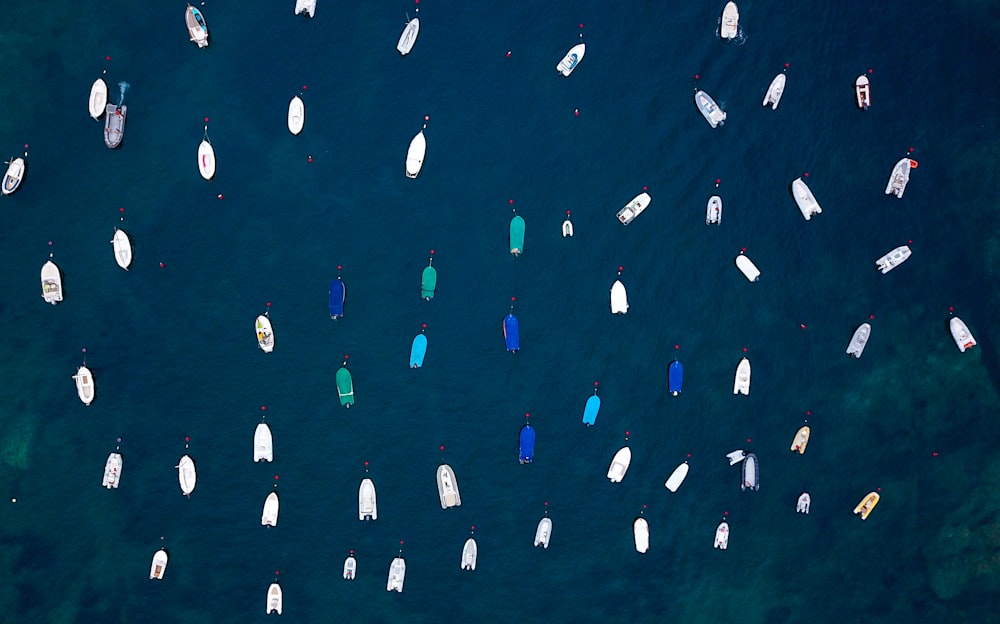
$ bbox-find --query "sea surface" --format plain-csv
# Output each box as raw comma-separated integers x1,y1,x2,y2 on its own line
1,2,998,623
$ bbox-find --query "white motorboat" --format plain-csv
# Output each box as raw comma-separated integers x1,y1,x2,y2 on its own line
104,103,126,149
556,43,586,77
846,323,872,358
254,423,273,462
875,245,911,274
185,4,209,48
405,130,426,179
359,478,378,520
855,75,871,110
733,357,751,395
664,461,689,492
343,555,357,580
741,452,759,491
606,446,632,483
562,218,574,237
103,452,123,489
198,129,216,180
735,253,760,282
397,17,420,55
762,73,785,109
720,2,739,39
89,78,108,120
266,582,282,615
111,228,132,270
436,464,462,508
461,537,477,570
706,195,722,225
149,548,169,579
386,557,406,592
294,0,316,18
610,280,628,314
714,521,729,549
41,260,63,304
617,192,651,225
791,178,822,220
726,449,746,465
695,90,726,128
796,492,811,514
534,517,552,548
256,312,275,352
74,365,95,406
2,157,25,195
633,517,649,553
885,158,914,198
261,491,279,526
177,454,197,496
950,316,977,353
287,96,304,135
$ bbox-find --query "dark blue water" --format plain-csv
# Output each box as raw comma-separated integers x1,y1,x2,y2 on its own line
1,2,998,622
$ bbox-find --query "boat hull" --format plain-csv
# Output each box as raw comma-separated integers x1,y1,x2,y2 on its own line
287,96,305,135
562,219,573,237
177,455,197,496
104,104,126,149
885,158,912,198
198,140,215,180
405,131,426,178
695,90,726,127
421,263,437,300
503,313,520,352
706,195,722,225
261,491,279,526
343,556,356,579
950,316,976,352
2,157,25,195
792,178,822,220
461,538,478,570
256,315,275,352
735,253,760,282
875,245,911,274
610,280,628,314
668,360,683,396
509,215,525,255
336,367,355,406
720,2,739,39
294,0,316,17
254,423,273,462
75,365,95,405
103,452,123,488
185,5,209,48
582,394,600,426
329,279,345,318
854,492,880,520
741,452,759,491
359,478,377,520
150,549,169,579
556,43,586,76
846,323,872,358
633,517,650,553
797,493,811,514
664,461,689,492
409,333,427,368
733,357,751,395
534,517,552,548
790,426,810,454
266,583,282,615
714,521,729,549
386,558,406,592
41,260,63,304
111,229,132,270
607,446,632,482
763,73,785,109
436,463,462,508
89,79,108,120
519,424,535,464
855,75,871,110
617,192,651,225
397,18,420,55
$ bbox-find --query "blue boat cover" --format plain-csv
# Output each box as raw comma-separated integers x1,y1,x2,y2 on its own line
519,424,535,464
669,360,683,396
409,333,427,368
329,279,345,318
503,313,520,352
582,394,601,425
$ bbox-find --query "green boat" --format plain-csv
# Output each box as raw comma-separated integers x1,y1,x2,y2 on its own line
336,365,354,407
421,257,437,301
509,215,525,256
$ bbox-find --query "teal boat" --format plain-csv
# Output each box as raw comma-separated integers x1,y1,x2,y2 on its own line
509,215,525,256
421,256,437,301
410,331,427,368
336,363,354,407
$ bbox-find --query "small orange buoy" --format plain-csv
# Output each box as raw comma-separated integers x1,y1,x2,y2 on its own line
909,159,919,169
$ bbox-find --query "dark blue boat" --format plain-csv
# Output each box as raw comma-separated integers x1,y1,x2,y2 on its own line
519,424,535,464
329,279,345,319
503,313,520,352
668,359,683,396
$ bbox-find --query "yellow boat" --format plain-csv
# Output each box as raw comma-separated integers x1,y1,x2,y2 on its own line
853,492,880,520
790,426,810,454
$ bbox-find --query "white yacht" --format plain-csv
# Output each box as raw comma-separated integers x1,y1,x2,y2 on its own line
610,279,628,314
633,517,650,553
534,517,552,548
256,313,275,352
664,461,689,492
386,557,406,592
198,129,216,180
706,195,722,225
791,178,822,220
714,521,729,549
111,228,133,270
855,75,871,110
735,253,760,282
846,323,872,358
74,365,95,405
726,450,746,465
796,492,811,514
875,245,911,274
397,17,420,55
185,4,209,48
2,157,25,195
294,0,316,18
733,357,751,395
405,130,426,178
950,317,976,353
89,78,108,120
885,158,913,198
606,446,632,483
266,582,282,615
461,537,477,570
149,548,169,579
41,260,63,304
720,2,739,39
254,423,273,462
762,73,785,109
556,43,586,77
695,90,726,128
436,464,462,508
617,192,651,225
359,478,378,520
343,555,357,580
261,491,279,526
103,452,123,489
741,453,759,491
287,96,304,135
177,454,197,496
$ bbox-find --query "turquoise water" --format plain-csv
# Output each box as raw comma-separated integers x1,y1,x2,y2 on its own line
1,2,998,622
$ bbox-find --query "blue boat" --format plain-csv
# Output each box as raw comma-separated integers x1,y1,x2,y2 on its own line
503,313,520,352
409,333,427,368
329,279,345,319
582,393,601,426
519,424,535,464
669,360,683,396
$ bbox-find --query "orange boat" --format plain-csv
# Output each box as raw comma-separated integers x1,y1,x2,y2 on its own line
854,492,880,520
790,426,810,454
